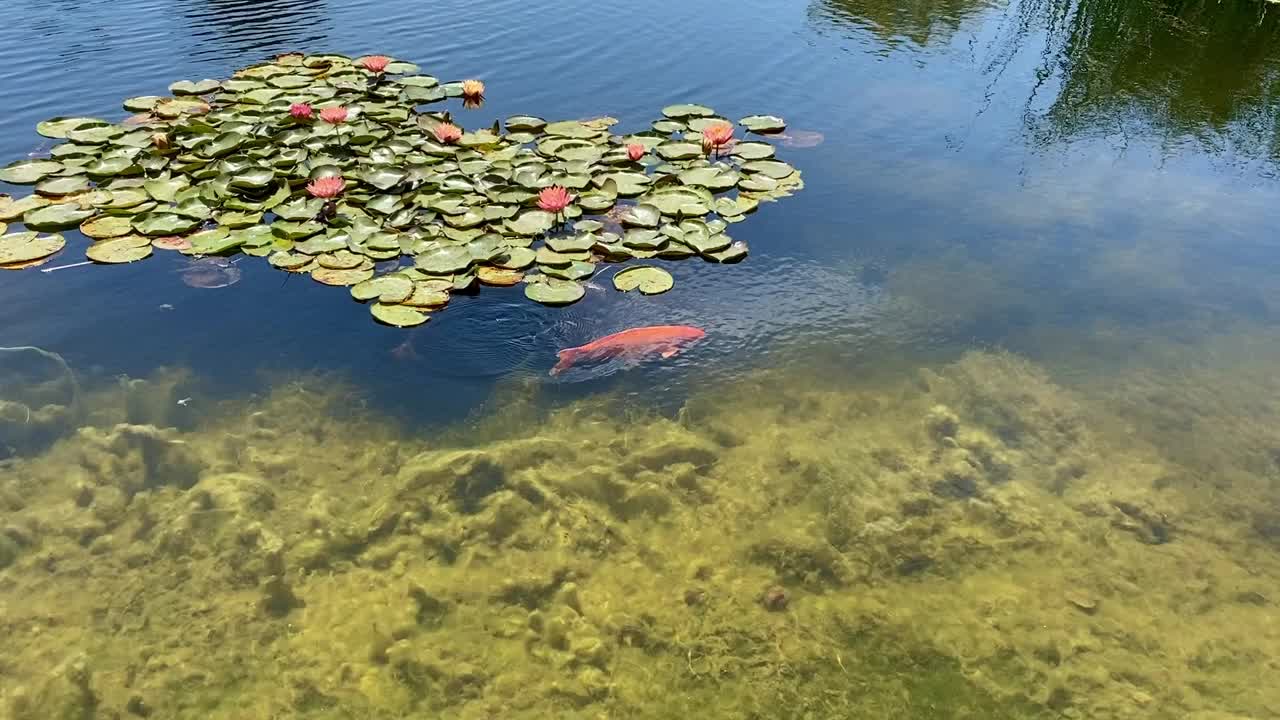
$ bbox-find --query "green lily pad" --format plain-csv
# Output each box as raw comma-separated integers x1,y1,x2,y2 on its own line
313,265,375,286
25,203,96,231
351,275,414,302
370,302,429,327
80,214,135,239
622,229,666,250
35,175,92,197
703,240,749,263
506,115,546,132
496,246,537,270
35,117,105,139
619,203,662,228
1,160,64,184
132,212,202,236
416,245,473,275
524,278,584,305
663,104,715,119
401,282,451,307
170,79,222,95
543,121,599,139
507,210,556,236
0,195,49,222
656,142,704,161
613,265,674,294
741,160,796,179
739,115,787,134
542,260,595,281
86,235,152,264
0,231,65,265
731,141,776,160
546,233,597,253
714,196,759,218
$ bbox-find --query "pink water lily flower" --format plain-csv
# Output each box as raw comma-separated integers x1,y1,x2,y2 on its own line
289,103,313,120
307,176,346,199
319,106,349,124
361,55,391,73
433,122,462,144
537,185,573,214
626,143,645,161
702,121,735,151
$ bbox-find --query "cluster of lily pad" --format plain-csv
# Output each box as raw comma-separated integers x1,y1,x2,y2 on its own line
0,52,802,327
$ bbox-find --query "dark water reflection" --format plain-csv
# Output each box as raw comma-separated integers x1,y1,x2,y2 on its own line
183,0,333,60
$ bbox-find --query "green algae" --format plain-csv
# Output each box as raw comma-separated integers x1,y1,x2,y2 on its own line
1,348,1279,719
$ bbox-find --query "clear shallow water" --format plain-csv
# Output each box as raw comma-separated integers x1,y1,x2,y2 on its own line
3,0,1280,717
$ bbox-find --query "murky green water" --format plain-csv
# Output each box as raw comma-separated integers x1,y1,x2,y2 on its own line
3,0,1280,717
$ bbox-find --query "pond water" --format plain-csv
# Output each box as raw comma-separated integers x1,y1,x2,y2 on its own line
2,0,1280,717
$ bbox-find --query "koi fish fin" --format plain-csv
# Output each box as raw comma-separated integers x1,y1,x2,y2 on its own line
660,347,679,359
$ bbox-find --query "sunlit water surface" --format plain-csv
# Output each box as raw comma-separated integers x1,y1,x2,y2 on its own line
3,0,1280,717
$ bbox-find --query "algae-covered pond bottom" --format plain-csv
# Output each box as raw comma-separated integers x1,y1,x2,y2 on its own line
2,335,1280,719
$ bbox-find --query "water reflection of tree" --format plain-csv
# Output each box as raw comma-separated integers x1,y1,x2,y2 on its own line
812,0,992,48
181,0,333,60
814,0,1280,160
1029,0,1280,156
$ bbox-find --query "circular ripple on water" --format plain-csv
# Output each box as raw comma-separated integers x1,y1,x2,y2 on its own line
398,290,606,378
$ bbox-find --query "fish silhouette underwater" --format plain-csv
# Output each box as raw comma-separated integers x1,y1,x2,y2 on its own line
550,325,706,376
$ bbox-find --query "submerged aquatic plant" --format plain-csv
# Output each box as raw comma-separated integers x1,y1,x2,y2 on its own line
0,52,803,325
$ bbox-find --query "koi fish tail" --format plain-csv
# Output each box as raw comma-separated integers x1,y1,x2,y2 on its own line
549,348,580,376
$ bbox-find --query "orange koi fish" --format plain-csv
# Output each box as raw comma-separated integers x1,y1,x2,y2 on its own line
550,325,706,376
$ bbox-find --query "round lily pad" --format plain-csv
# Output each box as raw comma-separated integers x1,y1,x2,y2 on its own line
525,279,584,306
663,104,714,118
24,203,96,231
496,247,537,270
86,235,152,264
739,115,787,134
371,302,430,327
81,214,135,239
351,275,414,302
0,231,65,265
614,265,674,295
1,160,65,184
400,283,451,307
312,266,374,286
477,266,524,286
416,245,473,275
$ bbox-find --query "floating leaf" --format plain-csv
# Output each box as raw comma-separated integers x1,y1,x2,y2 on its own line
36,117,105,139
36,175,92,197
132,212,202,236
351,275,414,302
86,235,152,264
25,203,96,231
371,302,429,327
663,104,715,118
0,195,47,222
477,266,524,286
416,245,473,275
401,282,451,307
739,115,787,134
741,160,796,179
614,265,674,294
732,141,776,160
525,278,584,305
0,231,65,265
80,215,135,239
542,260,595,281
170,79,222,95
495,247,537,270
1,160,64,184
507,210,556,236
312,265,374,286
